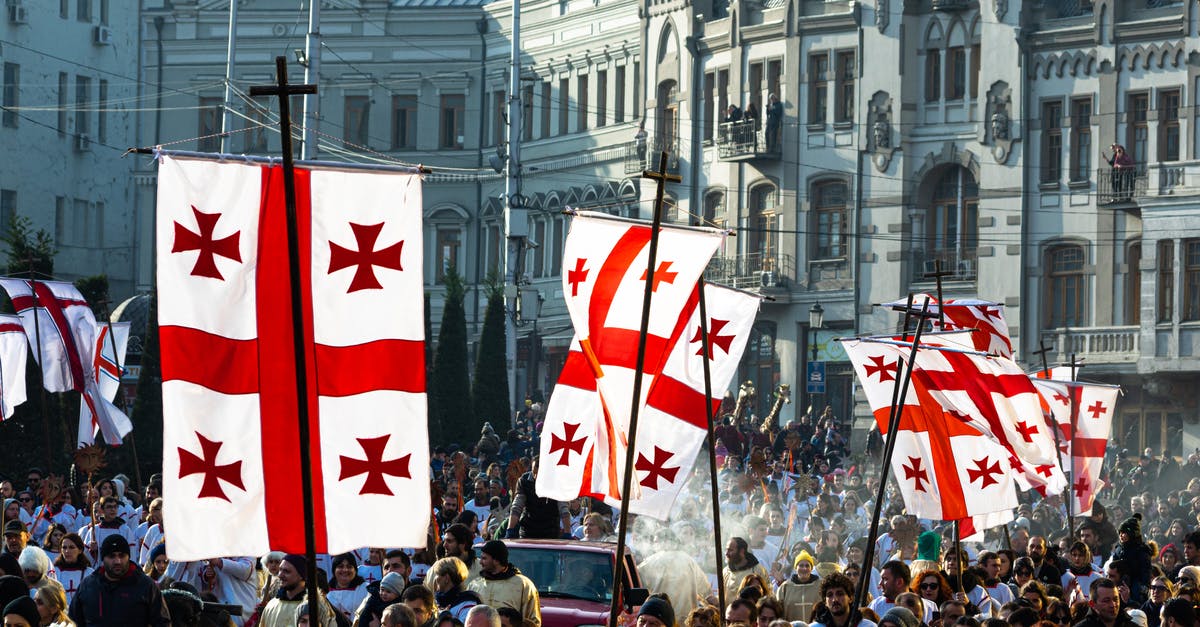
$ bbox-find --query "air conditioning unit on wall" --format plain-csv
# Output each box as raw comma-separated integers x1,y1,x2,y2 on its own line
93,26,112,45
75,134,91,152
8,4,28,24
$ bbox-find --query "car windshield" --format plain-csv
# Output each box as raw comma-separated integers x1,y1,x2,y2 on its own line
507,547,615,603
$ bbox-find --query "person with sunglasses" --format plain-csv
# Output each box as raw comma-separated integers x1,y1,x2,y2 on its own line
1140,577,1172,627
1011,558,1035,592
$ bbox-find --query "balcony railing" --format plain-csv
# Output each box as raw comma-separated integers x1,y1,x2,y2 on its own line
716,120,780,161
705,252,795,290
1097,164,1148,204
1039,325,1140,364
624,137,680,175
909,247,977,282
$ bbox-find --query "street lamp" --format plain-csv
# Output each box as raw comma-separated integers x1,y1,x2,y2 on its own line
808,301,824,416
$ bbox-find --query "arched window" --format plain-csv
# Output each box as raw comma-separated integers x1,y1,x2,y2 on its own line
703,189,725,228
923,166,978,276
812,180,848,259
1044,244,1088,328
924,22,944,102
747,184,779,270
427,206,468,284
657,80,679,153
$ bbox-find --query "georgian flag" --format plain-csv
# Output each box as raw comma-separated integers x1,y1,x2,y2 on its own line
1030,371,1119,516
156,155,428,560
882,294,1013,358
0,279,130,445
0,315,27,419
82,321,132,441
537,212,725,503
845,339,1019,522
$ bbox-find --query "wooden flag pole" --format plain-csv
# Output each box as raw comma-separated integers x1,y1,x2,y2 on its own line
1065,352,1083,538
696,278,727,614
853,295,937,615
607,151,681,627
97,297,143,493
25,260,54,472
248,56,322,627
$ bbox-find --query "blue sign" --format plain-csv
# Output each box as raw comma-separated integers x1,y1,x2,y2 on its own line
806,361,826,394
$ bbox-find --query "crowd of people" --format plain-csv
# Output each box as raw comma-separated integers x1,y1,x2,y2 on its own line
1,401,1199,627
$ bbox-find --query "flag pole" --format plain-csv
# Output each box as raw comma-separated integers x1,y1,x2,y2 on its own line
696,277,727,613
607,151,681,627
25,261,54,471
248,56,322,627
1033,340,1072,539
98,298,143,493
853,295,936,615
1066,353,1082,538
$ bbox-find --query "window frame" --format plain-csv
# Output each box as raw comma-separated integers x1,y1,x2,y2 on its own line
1126,91,1150,166
812,180,849,260
945,46,966,101
1158,240,1175,323
391,94,417,150
1157,87,1181,163
808,52,829,126
1069,97,1093,182
834,50,855,125
1040,99,1064,184
1044,244,1088,329
440,93,465,150
1184,240,1200,321
343,94,371,149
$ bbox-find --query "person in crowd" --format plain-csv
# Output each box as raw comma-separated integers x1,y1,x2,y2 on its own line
505,459,570,540
1071,578,1137,627
1139,576,1171,627
256,554,337,627
355,571,405,627
777,550,821,621
725,597,757,624
67,535,171,626
724,537,771,596
809,573,875,627
3,596,40,627
381,602,419,627
1112,515,1153,603
327,553,370,622
168,553,258,624
428,557,481,622
465,542,540,627
401,584,438,627
3,521,27,558
638,594,676,627
33,581,72,627
52,534,90,608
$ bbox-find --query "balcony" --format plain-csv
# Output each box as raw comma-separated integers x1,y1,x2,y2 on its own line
1097,164,1148,205
931,0,971,10
908,248,977,283
705,252,795,291
624,137,680,176
1039,325,1140,365
716,120,780,161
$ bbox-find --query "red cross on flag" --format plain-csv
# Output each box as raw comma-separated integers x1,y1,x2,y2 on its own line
0,315,28,419
155,156,428,561
882,294,1013,358
0,279,131,445
1029,372,1119,515
844,339,1019,523
82,322,130,443
907,341,1068,496
536,212,725,504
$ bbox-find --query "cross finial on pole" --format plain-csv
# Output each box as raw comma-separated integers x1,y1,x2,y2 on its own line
922,259,954,326
1032,340,1054,378
643,151,683,221
1067,353,1083,381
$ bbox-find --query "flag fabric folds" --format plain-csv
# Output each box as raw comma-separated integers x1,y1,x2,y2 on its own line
536,211,729,514
0,279,130,445
156,155,428,560
844,339,1020,522
1030,374,1119,516
881,294,1013,358
0,315,27,419
82,321,132,441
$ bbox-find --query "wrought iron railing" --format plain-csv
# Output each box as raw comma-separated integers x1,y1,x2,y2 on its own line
1097,164,1148,204
624,137,680,175
909,247,978,282
705,252,795,290
716,120,780,159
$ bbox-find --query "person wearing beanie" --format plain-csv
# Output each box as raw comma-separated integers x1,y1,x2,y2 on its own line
0,575,28,610
67,527,171,626
1113,514,1153,604
466,541,541,627
256,554,338,627
777,550,822,621
3,595,39,627
16,546,53,593
879,607,918,627
350,570,406,627
637,594,676,627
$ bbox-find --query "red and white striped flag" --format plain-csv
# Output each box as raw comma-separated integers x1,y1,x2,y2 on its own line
0,279,130,445
1030,372,1119,515
156,155,428,560
537,212,725,503
0,315,27,419
845,339,1019,522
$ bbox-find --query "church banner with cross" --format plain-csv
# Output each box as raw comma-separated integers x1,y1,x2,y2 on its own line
155,155,428,560
1030,374,1120,516
536,211,726,509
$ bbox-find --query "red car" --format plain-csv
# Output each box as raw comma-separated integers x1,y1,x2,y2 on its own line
496,538,649,627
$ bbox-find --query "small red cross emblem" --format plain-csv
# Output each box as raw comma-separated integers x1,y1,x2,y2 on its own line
567,258,589,297
1008,454,1025,474
1073,475,1090,500
978,306,1004,321
178,432,245,502
902,456,929,492
549,422,587,466
339,435,412,495
328,222,404,293
1053,392,1069,405
966,457,1002,488
641,261,678,292
1015,420,1039,442
1086,401,1107,419
864,355,898,382
172,206,242,280
1035,464,1055,477
690,319,735,359
635,446,680,490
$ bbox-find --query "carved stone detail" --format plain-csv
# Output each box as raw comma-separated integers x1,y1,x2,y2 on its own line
868,91,899,172
984,81,1017,164
876,0,889,33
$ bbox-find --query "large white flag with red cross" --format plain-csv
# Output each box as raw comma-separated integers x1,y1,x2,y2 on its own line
1030,371,1119,516
882,294,1013,358
845,339,1019,522
156,155,428,560
0,315,27,419
0,279,131,445
536,212,725,504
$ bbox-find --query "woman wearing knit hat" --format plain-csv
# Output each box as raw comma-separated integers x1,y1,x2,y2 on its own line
777,551,821,622
878,607,918,627
2,596,39,627
637,594,676,627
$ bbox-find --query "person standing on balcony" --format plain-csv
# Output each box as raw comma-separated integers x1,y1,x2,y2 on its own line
765,94,782,152
1104,144,1135,201
635,121,648,163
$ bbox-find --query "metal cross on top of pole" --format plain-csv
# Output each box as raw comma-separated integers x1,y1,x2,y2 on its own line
607,152,681,627
247,56,322,627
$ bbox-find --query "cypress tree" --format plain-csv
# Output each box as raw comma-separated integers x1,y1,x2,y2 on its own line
429,266,473,446
472,273,511,435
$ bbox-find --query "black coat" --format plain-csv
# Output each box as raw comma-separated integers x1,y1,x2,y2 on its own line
68,565,171,627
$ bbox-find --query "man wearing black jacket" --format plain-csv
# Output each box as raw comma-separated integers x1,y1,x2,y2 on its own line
68,535,171,626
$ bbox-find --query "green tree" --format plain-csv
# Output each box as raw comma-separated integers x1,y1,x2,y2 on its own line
472,272,510,434
73,275,110,317
3,216,54,279
130,293,163,481
429,266,473,446
424,293,440,445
